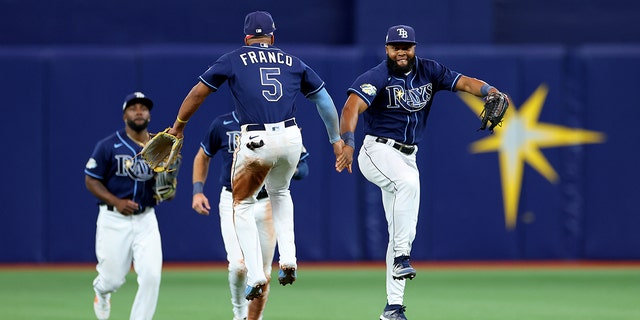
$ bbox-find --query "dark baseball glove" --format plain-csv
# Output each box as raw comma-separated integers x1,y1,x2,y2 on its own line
140,128,183,173
153,155,181,202
479,92,509,132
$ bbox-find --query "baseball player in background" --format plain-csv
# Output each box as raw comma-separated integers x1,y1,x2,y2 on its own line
336,25,507,320
192,111,309,320
165,11,344,300
85,92,173,320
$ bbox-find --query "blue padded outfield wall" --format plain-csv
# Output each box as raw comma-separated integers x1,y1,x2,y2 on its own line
1,0,639,263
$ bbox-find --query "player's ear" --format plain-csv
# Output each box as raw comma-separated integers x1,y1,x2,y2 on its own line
270,35,275,45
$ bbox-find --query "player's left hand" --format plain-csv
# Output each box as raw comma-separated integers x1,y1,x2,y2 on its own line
335,142,354,173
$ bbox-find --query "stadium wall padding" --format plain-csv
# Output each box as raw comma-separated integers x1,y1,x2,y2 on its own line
0,44,638,262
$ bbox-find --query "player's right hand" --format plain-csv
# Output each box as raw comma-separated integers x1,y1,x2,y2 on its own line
192,193,210,215
115,199,141,216
335,143,354,174
167,126,184,140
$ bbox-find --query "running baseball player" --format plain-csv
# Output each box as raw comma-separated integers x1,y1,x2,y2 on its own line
336,25,507,320
165,11,343,300
85,92,175,320
192,110,309,320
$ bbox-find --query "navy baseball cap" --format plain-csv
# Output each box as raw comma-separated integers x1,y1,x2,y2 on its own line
122,91,153,111
385,25,417,44
244,11,276,36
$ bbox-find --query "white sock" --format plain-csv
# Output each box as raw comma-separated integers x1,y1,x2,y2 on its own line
229,269,248,318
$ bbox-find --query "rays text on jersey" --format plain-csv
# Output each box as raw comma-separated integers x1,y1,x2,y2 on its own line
385,83,432,111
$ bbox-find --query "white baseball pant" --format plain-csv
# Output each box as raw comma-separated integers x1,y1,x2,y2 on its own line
218,187,276,319
232,119,302,287
357,134,420,306
93,205,162,320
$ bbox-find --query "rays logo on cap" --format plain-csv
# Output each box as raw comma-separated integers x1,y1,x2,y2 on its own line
396,28,409,39
385,24,417,44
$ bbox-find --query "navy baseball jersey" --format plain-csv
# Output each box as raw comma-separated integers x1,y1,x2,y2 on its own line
347,58,462,145
200,111,310,188
199,43,326,125
85,130,156,208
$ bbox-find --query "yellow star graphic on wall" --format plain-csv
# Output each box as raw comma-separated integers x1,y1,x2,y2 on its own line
458,84,606,229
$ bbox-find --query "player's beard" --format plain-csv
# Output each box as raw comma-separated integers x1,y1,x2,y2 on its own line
387,56,416,76
127,119,149,133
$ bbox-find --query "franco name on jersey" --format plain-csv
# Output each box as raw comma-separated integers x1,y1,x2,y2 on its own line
239,49,293,67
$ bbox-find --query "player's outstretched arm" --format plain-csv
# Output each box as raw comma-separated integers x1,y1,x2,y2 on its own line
168,82,214,139
455,75,503,98
337,94,368,173
307,88,346,170
307,88,342,144
192,147,212,215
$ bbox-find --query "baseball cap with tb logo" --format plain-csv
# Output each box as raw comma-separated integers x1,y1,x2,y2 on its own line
385,25,417,44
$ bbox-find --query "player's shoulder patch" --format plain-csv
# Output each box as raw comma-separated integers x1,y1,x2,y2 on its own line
360,83,377,96
86,158,98,169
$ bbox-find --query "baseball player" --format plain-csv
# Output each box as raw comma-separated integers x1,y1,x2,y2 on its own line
336,25,507,320
192,111,309,320
85,92,173,320
166,11,343,300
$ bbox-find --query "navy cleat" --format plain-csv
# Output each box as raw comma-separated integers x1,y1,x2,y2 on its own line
278,266,297,286
392,256,416,280
380,303,408,320
244,283,264,301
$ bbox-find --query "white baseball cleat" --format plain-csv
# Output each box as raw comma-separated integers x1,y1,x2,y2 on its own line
93,292,111,320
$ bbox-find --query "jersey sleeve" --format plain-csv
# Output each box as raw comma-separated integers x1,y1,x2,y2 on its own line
200,118,224,158
346,67,387,106
84,139,111,180
299,60,326,97
198,54,233,91
427,59,462,92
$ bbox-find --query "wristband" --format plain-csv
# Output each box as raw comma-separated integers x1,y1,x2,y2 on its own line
193,181,204,195
481,84,495,96
176,115,189,124
341,132,355,148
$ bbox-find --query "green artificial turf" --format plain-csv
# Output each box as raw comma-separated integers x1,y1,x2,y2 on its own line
0,265,638,319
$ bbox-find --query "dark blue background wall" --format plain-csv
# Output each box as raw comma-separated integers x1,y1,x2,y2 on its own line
1,0,639,263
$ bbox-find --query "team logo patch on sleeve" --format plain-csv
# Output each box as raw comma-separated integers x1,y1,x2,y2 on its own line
360,84,377,96
86,158,97,169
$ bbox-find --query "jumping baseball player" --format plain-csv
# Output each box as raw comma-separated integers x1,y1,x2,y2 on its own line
336,25,507,320
165,11,343,301
85,92,174,320
192,111,309,320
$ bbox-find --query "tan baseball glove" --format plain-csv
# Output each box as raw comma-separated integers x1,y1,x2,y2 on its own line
153,155,181,203
140,128,183,173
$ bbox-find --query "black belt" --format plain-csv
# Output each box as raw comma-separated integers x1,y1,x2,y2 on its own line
104,205,147,215
246,118,296,132
225,186,269,200
375,137,416,155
